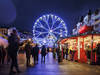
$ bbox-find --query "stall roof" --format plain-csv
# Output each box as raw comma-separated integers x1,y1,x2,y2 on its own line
64,31,100,39
60,31,100,44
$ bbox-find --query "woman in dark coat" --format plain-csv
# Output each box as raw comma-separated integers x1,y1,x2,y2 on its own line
8,29,20,73
41,45,46,62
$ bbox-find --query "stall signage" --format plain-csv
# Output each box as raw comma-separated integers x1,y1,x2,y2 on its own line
78,25,93,34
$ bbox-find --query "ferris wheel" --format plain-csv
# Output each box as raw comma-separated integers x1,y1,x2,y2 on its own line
33,14,68,47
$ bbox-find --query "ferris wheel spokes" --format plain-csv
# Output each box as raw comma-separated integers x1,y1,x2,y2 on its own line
51,15,57,29
35,33,43,38
37,21,48,31
33,14,68,47
42,16,50,30
52,23,64,31
52,31,61,35
35,30,48,34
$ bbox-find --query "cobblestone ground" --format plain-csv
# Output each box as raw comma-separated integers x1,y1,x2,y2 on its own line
0,52,100,75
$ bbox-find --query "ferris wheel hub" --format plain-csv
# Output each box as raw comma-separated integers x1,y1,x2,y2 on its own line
49,30,53,33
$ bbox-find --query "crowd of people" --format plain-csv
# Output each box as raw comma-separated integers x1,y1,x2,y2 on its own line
25,41,47,66
52,42,100,64
52,46,75,62
0,29,47,74
0,8,100,75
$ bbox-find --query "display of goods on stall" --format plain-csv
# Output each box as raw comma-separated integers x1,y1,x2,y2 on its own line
78,25,93,34
60,31,100,64
61,39,67,44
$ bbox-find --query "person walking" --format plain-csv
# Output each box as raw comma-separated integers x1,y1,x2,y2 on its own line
32,44,39,64
41,45,46,63
63,47,66,59
1,46,6,64
8,29,21,73
25,41,31,66
53,48,56,59
66,47,68,60
32,46,35,64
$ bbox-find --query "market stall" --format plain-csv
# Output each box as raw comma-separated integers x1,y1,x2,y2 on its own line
60,33,100,64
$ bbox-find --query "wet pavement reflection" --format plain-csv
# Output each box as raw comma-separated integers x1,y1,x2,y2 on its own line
21,52,60,75
0,52,100,75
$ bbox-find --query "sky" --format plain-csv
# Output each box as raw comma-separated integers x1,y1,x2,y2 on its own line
0,0,100,34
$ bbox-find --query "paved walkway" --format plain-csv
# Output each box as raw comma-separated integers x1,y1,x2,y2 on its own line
0,52,100,75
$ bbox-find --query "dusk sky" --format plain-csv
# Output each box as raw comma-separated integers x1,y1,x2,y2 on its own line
0,0,100,34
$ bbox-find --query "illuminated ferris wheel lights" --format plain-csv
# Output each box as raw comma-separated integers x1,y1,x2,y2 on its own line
51,14,53,17
65,31,67,33
40,17,42,20
61,20,64,23
33,25,35,28
50,30,53,33
36,19,39,22
33,34,35,36
57,18,61,21
61,21,63,23
65,34,67,36
43,15,46,18
43,40,46,43
55,16,57,19
33,30,35,33
33,14,68,47
47,15,49,18
63,23,65,26
35,22,37,25
39,32,42,34
60,34,63,37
